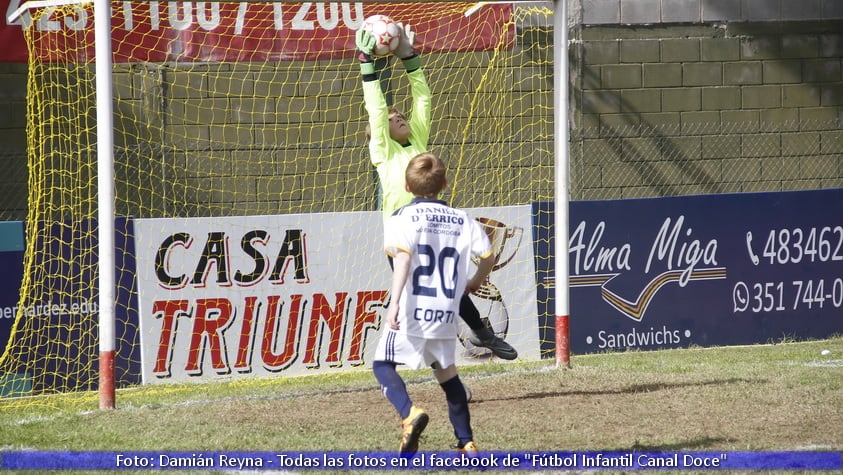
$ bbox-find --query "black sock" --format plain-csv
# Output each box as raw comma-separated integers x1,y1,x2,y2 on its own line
440,375,473,446
459,294,485,331
373,360,412,419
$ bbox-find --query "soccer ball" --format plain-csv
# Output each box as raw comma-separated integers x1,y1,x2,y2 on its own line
362,14,401,56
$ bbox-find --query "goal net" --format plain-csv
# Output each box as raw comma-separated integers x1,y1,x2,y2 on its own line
1,1,555,402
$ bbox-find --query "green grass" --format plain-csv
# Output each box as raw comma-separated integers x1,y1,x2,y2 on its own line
1,337,841,473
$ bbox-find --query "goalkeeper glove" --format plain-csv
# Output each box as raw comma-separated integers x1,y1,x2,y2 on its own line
356,28,376,75
394,23,415,59
394,23,421,72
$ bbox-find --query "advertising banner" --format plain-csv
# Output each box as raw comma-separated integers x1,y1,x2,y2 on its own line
1,0,512,63
5,189,840,389
534,189,843,356
0,221,25,358
133,206,538,384
0,218,140,394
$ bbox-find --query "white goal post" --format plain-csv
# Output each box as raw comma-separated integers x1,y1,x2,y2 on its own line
8,0,117,410
93,0,117,411
467,0,573,368
8,0,571,409
552,0,570,369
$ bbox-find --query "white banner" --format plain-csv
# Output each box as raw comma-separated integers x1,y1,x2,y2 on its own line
134,207,539,384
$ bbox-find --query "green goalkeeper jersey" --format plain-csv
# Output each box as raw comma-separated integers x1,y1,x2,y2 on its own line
363,68,431,223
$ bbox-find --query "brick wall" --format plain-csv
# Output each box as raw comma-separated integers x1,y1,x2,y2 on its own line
571,20,843,199
0,63,28,220
581,0,843,24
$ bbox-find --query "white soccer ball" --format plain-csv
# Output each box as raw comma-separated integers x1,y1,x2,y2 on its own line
362,14,401,56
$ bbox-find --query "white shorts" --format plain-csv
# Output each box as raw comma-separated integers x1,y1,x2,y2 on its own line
374,329,457,370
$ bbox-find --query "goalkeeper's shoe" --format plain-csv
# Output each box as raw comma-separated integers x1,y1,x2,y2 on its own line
399,406,429,455
469,327,518,360
459,441,479,453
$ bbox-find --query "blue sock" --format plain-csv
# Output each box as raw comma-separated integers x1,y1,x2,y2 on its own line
441,375,473,446
373,360,412,419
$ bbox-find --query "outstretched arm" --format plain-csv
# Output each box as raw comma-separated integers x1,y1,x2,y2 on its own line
386,251,411,330
395,24,432,149
356,28,391,164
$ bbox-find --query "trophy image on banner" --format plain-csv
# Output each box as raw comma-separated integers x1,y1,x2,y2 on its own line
459,217,523,358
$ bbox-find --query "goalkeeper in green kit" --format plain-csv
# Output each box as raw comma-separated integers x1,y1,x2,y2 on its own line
355,24,517,361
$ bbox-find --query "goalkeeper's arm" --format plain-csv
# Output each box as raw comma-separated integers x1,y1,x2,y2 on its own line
393,23,421,73
355,28,378,82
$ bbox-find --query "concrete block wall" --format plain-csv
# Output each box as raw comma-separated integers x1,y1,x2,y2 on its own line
582,0,843,24
572,19,843,199
0,63,29,220
111,61,376,219
115,52,551,217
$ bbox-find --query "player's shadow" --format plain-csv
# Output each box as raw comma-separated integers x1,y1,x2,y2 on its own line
628,437,736,451
472,377,762,402
579,437,735,452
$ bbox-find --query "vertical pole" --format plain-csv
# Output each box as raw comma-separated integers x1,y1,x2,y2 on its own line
95,0,116,409
553,0,571,368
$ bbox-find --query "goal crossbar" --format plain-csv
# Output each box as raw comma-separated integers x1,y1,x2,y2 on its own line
7,0,90,23
8,0,544,23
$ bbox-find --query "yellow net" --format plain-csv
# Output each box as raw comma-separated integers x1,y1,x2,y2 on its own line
1,1,554,402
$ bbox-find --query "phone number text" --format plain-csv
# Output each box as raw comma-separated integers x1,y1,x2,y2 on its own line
747,226,843,266
733,278,843,313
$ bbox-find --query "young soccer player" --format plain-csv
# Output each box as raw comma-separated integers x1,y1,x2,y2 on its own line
355,24,517,360
373,152,494,453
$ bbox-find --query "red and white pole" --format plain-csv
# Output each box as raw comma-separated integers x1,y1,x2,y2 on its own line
95,0,116,409
553,0,571,368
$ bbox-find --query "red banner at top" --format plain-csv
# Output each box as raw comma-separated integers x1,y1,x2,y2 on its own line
1,1,513,63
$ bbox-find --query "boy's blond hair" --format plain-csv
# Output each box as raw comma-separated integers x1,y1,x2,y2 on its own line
406,152,446,198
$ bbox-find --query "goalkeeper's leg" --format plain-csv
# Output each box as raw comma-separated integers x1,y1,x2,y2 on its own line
459,295,518,360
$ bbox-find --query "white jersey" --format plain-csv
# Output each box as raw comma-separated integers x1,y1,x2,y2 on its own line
384,198,493,339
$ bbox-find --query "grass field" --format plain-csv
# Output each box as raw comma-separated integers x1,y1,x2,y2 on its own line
1,336,841,474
